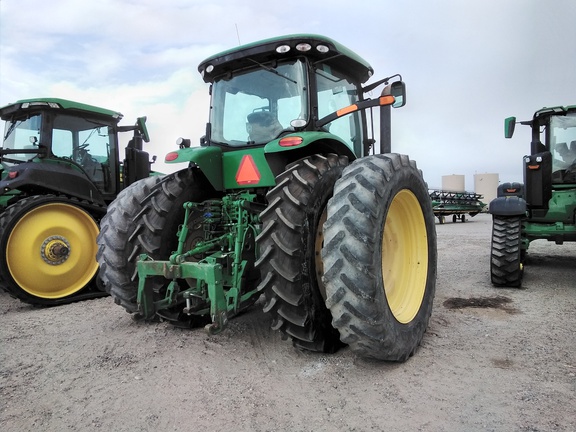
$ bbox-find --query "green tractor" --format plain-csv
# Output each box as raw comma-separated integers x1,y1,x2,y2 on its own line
489,105,576,287
97,34,437,361
0,98,156,305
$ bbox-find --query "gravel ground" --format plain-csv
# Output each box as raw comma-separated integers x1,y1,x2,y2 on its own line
1,212,575,432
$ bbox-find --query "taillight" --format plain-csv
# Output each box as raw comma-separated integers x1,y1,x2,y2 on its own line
279,136,303,147
165,152,178,162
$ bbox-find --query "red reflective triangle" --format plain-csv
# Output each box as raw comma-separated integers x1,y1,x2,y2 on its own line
236,155,261,185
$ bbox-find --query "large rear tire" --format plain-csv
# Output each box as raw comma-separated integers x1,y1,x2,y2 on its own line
322,154,437,361
0,195,103,306
97,170,218,315
96,175,164,312
256,154,348,353
490,215,523,287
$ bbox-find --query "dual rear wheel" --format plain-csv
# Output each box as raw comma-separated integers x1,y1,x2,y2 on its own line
258,153,437,361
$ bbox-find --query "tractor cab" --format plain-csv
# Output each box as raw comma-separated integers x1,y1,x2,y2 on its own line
2,101,120,194
1,98,152,205
547,109,576,183
504,106,576,210
197,34,405,159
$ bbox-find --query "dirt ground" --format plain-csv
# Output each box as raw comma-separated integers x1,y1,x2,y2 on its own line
1,213,575,432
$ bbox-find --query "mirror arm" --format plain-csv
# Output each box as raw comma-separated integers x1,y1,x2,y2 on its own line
317,96,396,128
362,74,402,93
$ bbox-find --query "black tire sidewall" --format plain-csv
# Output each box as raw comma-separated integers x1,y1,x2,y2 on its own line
323,154,437,361
371,165,437,356
300,160,346,346
257,154,348,352
490,216,523,287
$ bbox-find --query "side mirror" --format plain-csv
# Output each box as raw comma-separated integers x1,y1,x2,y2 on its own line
382,81,406,108
137,116,150,143
504,116,516,139
391,81,406,108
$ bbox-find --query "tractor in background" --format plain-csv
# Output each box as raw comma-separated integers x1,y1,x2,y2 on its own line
97,34,437,361
0,98,155,305
489,105,576,287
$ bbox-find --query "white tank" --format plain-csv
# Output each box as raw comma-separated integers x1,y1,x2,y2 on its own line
474,173,499,204
441,175,465,192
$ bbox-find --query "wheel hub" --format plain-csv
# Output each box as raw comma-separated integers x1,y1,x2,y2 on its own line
41,236,71,265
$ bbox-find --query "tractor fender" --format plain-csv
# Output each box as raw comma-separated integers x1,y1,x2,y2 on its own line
164,133,356,191
0,161,105,206
263,132,356,178
165,146,224,190
497,182,524,197
489,195,527,216
264,131,355,161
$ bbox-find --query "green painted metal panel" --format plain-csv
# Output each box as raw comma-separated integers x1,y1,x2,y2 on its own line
166,146,224,191
541,189,576,223
264,131,349,154
165,145,277,191
523,189,576,243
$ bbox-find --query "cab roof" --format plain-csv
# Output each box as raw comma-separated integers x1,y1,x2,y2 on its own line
533,104,576,120
0,98,123,121
198,34,374,84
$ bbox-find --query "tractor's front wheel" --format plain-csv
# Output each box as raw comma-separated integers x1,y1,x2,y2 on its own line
257,154,348,353
490,215,524,287
0,195,103,306
322,154,437,361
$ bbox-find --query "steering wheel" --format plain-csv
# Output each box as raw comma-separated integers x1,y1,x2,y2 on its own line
565,161,576,179
72,143,90,164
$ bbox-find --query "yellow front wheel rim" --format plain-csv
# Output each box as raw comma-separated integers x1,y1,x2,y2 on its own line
6,203,99,298
382,190,428,324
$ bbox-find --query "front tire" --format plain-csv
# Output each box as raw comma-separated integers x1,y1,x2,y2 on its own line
322,154,437,361
0,195,102,305
256,154,348,353
490,215,523,287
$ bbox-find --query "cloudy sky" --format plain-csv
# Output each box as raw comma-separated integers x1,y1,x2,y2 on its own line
1,0,576,190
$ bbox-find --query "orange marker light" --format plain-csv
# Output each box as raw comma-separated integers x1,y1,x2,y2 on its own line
236,155,261,185
379,95,395,105
336,104,358,117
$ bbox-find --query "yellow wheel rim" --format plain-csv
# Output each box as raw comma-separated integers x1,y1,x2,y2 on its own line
6,202,99,298
382,189,428,324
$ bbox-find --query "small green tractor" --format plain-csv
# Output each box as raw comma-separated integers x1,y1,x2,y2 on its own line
97,34,437,361
0,98,155,305
489,105,576,287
